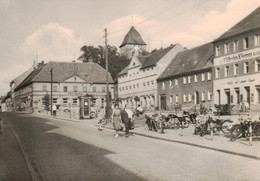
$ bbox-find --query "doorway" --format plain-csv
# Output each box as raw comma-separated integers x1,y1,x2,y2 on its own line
160,94,166,110
245,86,250,104
225,89,230,105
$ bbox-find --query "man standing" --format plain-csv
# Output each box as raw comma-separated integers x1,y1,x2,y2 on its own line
121,104,133,137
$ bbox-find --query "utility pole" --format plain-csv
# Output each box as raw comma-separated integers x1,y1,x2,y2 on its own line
105,28,110,120
50,68,53,116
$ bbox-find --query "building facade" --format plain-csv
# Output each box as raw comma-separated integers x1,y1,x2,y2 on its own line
119,26,147,59
14,62,114,112
213,7,260,110
157,43,214,111
118,44,183,109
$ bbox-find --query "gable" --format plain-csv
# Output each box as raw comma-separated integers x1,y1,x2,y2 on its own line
64,75,86,82
128,56,141,70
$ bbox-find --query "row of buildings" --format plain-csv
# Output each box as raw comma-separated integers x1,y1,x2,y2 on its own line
2,7,260,114
118,7,260,112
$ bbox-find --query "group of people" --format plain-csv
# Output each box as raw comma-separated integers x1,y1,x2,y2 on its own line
240,100,250,112
98,104,135,138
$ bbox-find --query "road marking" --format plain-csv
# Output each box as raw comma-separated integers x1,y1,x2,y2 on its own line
11,128,40,181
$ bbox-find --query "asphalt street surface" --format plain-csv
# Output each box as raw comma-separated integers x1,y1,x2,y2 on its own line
0,112,259,181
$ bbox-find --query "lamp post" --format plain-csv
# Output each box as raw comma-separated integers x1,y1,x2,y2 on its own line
50,68,53,116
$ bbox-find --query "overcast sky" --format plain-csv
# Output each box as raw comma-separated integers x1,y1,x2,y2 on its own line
0,0,260,96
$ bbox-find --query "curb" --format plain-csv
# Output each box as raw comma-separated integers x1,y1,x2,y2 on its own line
31,113,260,160
101,125,260,161
11,128,39,181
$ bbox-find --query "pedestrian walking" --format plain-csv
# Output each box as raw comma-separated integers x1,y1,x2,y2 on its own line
111,104,122,138
121,104,133,137
97,107,106,131
245,101,250,112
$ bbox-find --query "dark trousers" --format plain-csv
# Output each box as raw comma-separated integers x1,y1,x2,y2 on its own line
124,122,131,136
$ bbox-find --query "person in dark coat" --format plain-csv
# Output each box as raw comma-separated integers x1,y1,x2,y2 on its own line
121,104,131,137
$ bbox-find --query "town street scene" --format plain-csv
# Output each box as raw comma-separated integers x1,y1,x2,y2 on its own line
0,0,260,180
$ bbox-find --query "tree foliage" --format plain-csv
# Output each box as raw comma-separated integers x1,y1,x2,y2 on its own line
78,45,130,80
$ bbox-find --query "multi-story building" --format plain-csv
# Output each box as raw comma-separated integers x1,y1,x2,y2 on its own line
14,61,114,111
157,43,214,111
117,44,183,109
119,26,147,59
213,7,260,110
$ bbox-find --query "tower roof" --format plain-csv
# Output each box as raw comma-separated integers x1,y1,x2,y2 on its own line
119,26,147,48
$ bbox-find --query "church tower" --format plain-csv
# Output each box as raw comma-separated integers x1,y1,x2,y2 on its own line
119,26,147,59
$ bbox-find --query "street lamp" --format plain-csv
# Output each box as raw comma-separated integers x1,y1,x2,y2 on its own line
50,68,53,116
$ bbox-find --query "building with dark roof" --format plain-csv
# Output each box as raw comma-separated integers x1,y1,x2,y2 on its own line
117,44,183,109
157,43,214,111
119,26,147,59
14,61,114,116
213,7,260,111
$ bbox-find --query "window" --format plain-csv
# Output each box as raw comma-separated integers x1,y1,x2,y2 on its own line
175,94,178,103
234,64,239,75
129,85,131,89
188,94,192,102
42,85,47,91
122,87,124,91
244,62,249,74
137,84,139,88
73,86,78,92
224,43,229,54
83,86,87,92
53,86,58,92
224,66,229,77
243,37,249,49
147,81,150,86
183,94,187,103
255,34,260,46
175,79,178,86
133,85,135,89
92,87,96,92
63,98,68,104
162,82,165,88
201,92,205,101
188,76,191,83
151,81,154,85
201,73,205,81
183,77,186,84
207,72,211,80
216,68,220,78
92,99,97,106
194,75,198,82
72,98,78,105
170,95,173,103
169,80,172,87
63,86,68,92
119,88,121,92
215,46,220,56
143,82,146,86
42,98,46,105
53,98,57,104
101,87,105,92
255,59,260,72
233,40,238,52
208,92,212,101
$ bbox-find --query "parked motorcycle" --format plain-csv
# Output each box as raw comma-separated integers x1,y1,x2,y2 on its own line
145,113,165,133
194,116,233,136
164,113,190,129
230,116,260,142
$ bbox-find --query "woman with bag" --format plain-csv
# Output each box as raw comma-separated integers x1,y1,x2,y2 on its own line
111,104,122,138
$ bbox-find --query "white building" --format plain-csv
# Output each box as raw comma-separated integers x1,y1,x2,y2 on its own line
118,44,184,109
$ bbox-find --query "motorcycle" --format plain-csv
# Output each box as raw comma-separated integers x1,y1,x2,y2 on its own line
164,113,190,129
145,113,165,133
230,116,260,142
194,116,233,136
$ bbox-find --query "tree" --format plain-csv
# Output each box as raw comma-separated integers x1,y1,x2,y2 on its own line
78,45,130,80
43,93,50,111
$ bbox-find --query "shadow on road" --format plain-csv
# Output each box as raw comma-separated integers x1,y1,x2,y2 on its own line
1,112,145,181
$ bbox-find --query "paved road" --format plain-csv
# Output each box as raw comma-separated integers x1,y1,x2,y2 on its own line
1,112,260,181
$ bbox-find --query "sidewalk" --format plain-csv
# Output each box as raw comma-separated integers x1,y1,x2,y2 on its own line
32,112,260,160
